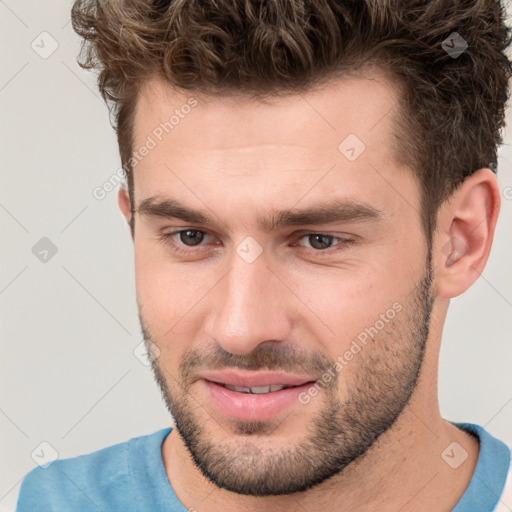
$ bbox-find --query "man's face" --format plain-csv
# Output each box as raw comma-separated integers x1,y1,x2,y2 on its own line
127,72,435,495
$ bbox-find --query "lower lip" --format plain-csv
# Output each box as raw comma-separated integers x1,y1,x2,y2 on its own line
201,379,315,422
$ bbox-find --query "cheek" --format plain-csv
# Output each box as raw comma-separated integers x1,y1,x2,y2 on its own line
282,258,412,351
133,227,424,362
134,247,216,340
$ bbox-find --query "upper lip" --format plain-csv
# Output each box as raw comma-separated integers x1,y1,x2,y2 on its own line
200,369,316,388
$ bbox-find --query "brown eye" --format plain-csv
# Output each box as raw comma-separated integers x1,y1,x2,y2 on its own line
158,229,217,256
179,230,205,246
294,233,356,256
306,234,335,250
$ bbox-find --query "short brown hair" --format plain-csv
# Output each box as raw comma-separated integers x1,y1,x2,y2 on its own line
71,0,512,237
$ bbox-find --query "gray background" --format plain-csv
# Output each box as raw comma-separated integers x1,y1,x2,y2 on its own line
1,2,511,510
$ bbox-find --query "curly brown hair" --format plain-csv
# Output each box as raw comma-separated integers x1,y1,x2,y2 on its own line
71,0,512,237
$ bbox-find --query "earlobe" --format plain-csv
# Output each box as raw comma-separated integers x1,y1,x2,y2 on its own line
434,168,500,299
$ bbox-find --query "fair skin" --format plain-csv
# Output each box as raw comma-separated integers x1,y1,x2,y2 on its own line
118,70,499,511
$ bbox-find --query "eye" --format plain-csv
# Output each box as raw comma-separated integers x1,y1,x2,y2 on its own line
174,229,207,246
294,233,356,255
159,229,215,255
159,229,355,257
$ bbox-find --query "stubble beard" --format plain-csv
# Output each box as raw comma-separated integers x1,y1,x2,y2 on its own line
142,257,434,496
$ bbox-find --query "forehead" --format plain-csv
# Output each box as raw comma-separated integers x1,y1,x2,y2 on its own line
134,69,400,154
130,70,416,219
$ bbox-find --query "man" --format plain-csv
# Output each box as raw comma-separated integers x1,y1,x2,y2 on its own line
16,1,512,511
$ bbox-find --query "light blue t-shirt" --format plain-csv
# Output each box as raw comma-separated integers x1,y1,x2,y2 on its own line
16,423,512,512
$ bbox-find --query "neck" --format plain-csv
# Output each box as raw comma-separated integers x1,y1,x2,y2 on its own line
162,404,479,512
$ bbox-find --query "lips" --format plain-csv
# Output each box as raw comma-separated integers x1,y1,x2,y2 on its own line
199,369,314,389
198,369,317,421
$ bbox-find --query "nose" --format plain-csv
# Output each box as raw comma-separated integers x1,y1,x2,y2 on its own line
205,249,292,355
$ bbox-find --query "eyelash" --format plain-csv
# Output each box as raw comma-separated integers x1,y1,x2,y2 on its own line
158,229,356,257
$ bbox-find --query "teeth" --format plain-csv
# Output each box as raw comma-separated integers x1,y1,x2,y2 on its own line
224,384,289,394
248,386,271,394
225,385,252,393
270,385,287,392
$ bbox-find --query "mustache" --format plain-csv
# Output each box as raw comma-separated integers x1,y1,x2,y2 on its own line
141,325,333,384
179,341,332,378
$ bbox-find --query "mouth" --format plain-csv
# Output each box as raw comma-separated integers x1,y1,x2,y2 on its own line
198,370,317,421
213,383,307,394
199,369,315,389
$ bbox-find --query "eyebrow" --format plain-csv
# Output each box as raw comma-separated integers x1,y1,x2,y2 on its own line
137,196,383,232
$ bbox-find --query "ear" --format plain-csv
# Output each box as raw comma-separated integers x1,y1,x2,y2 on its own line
434,168,500,298
118,186,134,239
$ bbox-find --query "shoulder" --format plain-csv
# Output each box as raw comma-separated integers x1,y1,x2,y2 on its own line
493,445,512,512
452,422,511,512
16,428,171,512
